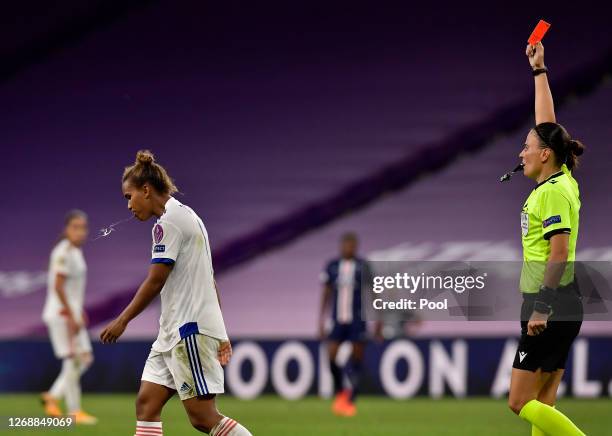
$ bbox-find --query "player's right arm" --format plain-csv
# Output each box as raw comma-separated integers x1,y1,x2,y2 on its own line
54,273,80,335
319,283,332,339
100,263,172,343
526,42,556,124
213,279,232,366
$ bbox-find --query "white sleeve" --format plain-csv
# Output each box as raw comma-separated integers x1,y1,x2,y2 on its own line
51,246,70,276
151,221,183,265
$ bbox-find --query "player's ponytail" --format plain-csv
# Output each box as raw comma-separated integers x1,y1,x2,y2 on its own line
122,150,178,194
533,122,585,171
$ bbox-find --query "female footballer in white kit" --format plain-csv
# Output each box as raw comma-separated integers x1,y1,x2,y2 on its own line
100,150,252,436
41,210,98,425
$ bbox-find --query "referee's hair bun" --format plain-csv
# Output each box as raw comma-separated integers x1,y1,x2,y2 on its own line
569,139,585,156
135,149,155,166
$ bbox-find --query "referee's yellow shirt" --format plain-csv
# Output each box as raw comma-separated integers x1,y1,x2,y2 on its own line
520,164,580,293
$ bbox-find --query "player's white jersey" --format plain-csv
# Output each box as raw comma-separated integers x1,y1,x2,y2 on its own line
42,239,87,323
150,197,228,352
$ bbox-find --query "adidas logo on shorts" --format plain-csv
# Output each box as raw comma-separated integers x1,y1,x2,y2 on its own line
180,382,192,393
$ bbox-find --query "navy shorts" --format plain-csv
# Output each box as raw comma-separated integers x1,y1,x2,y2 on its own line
513,287,583,372
328,321,367,343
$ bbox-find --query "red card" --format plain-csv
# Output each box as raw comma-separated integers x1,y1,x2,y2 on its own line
528,20,551,45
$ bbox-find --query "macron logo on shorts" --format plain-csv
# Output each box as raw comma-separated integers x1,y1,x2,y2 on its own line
519,352,528,363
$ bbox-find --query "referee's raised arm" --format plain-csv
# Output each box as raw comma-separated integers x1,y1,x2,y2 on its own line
526,42,555,124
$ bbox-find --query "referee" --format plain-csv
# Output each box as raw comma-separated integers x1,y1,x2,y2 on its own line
507,42,586,435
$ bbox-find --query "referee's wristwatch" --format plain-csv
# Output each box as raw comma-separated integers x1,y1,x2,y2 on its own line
532,66,548,76
534,285,556,314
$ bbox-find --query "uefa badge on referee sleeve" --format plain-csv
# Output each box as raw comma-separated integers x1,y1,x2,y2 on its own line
521,212,529,236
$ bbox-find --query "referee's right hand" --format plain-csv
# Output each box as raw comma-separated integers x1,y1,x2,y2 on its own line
527,311,548,336
526,42,545,69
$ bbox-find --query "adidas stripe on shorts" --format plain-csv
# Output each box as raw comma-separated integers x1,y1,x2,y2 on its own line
141,334,224,399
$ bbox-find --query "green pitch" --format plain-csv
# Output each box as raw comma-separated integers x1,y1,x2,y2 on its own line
0,394,606,435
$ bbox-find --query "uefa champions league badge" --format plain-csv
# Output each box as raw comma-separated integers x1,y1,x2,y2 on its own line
154,224,164,244
521,212,529,236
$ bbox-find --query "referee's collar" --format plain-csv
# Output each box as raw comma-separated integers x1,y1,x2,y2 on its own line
535,171,564,190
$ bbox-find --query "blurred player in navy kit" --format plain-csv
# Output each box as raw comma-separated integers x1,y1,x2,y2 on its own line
319,232,375,417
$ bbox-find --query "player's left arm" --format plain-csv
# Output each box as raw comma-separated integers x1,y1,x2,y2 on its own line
213,279,232,366
363,261,384,342
100,263,172,343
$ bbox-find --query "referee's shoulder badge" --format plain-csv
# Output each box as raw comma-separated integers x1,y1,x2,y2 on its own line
542,215,561,228
521,212,529,236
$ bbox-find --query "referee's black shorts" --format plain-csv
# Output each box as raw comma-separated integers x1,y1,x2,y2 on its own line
513,284,583,373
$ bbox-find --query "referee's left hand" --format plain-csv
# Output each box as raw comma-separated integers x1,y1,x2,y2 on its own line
527,311,548,336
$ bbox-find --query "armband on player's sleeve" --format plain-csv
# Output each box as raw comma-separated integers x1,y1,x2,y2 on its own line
534,285,557,314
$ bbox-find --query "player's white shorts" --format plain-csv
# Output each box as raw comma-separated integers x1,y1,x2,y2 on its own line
45,318,93,359
141,334,224,400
